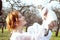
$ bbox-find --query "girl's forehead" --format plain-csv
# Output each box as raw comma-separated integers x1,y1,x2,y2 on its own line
18,13,22,16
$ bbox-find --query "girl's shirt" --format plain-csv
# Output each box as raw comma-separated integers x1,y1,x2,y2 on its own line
10,31,33,40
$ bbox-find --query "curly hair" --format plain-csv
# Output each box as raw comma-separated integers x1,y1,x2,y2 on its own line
6,10,20,31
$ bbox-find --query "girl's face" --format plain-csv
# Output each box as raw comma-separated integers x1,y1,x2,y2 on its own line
18,13,27,27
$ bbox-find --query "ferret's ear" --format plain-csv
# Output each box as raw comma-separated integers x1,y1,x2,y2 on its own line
44,8,48,17
41,8,48,17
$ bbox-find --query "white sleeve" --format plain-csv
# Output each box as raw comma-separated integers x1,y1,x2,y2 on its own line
45,30,52,40
23,33,35,40
27,26,35,35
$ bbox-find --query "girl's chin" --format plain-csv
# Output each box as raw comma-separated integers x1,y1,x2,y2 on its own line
24,21,27,25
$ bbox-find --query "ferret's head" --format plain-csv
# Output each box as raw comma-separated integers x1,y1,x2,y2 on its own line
41,8,58,30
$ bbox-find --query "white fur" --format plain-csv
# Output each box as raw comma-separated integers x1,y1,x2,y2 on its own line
41,8,58,30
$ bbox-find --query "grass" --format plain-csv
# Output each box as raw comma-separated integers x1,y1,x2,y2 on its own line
0,28,60,40
50,32,60,40
0,29,10,40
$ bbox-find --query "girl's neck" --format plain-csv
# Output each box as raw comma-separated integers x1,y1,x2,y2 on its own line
13,29,23,33
13,26,23,33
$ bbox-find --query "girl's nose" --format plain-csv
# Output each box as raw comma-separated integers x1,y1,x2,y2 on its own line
23,16,25,19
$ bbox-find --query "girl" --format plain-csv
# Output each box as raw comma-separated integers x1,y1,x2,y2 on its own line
6,10,34,40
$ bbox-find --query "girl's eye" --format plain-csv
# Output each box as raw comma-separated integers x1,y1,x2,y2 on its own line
19,16,21,18
19,15,22,18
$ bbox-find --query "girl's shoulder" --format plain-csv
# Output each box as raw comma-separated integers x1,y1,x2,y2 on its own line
10,31,24,40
